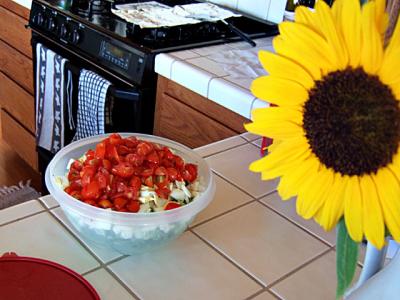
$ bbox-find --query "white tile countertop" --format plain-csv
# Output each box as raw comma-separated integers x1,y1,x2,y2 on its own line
11,0,31,9
0,134,345,300
155,38,274,120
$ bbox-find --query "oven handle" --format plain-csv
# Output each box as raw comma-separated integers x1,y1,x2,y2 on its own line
64,62,140,102
109,87,140,102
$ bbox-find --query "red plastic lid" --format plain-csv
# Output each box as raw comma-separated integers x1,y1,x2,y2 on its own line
0,252,100,300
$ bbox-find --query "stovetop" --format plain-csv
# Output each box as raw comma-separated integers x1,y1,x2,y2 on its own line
33,0,278,52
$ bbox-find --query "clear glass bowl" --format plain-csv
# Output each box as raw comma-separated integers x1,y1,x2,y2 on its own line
45,133,215,254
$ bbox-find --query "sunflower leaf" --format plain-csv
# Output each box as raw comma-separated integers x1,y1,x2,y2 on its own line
336,219,359,299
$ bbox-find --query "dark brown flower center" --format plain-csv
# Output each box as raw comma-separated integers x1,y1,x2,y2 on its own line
303,67,400,176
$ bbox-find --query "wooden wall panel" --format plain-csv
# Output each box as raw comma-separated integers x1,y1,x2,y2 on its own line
0,72,35,133
1,109,38,171
0,6,32,58
0,40,34,94
0,0,30,20
155,93,238,148
157,76,249,134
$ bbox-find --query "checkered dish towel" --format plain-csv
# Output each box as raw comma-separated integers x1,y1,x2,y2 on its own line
73,70,111,141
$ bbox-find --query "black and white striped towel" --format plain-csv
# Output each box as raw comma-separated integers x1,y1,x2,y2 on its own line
73,70,111,141
36,43,72,153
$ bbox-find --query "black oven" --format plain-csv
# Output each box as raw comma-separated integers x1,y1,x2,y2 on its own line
31,30,156,190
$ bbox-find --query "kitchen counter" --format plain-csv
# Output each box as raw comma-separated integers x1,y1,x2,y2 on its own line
0,133,341,300
155,38,274,120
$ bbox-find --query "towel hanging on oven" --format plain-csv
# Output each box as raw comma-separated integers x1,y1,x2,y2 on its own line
73,70,111,141
35,43,72,153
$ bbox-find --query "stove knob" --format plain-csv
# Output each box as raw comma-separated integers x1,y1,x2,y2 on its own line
59,24,69,39
70,29,81,44
46,17,57,31
33,13,44,26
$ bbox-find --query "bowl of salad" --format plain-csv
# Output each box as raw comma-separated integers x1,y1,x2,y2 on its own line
45,133,215,254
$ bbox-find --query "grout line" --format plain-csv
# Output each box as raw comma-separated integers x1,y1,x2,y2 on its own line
200,141,248,159
189,229,267,288
104,265,141,300
245,288,283,300
45,208,141,299
267,248,333,289
0,209,47,227
257,198,334,248
210,167,277,200
190,198,257,230
81,265,103,277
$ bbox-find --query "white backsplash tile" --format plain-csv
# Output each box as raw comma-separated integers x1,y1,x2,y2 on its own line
237,0,270,20
267,0,287,24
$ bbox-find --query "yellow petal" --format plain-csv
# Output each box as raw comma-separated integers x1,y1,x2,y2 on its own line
294,6,321,35
251,76,308,107
344,176,363,242
379,47,400,86
373,168,400,242
277,155,320,200
245,117,304,140
360,175,385,249
360,2,384,74
374,0,388,36
258,51,315,89
314,0,348,68
339,0,362,67
273,36,322,81
317,174,347,231
296,166,335,219
249,136,309,172
251,107,303,125
279,22,337,71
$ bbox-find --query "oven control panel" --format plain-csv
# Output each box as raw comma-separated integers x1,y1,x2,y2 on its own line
29,2,149,85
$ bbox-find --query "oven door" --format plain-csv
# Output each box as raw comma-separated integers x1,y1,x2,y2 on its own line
31,32,155,189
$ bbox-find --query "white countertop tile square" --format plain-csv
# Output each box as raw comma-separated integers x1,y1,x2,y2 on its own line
241,132,262,142
252,291,279,300
223,75,254,90
154,53,176,79
194,135,246,157
271,251,361,300
206,143,278,198
108,232,261,300
194,202,329,286
51,207,124,263
0,200,44,226
260,192,336,246
192,43,234,56
171,60,214,98
39,195,59,209
187,56,229,77
0,212,99,273
208,78,255,119
169,49,200,60
85,269,136,300
191,174,253,226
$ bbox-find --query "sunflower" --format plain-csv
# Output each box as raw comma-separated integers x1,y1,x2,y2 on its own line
245,0,400,250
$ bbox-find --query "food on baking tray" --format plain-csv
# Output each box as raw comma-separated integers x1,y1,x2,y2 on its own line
62,133,201,212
